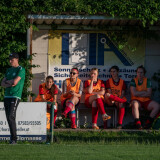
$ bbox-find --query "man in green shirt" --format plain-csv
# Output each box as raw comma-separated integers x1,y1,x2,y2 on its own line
1,53,25,144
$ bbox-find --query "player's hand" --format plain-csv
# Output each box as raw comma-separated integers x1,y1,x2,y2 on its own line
70,90,75,95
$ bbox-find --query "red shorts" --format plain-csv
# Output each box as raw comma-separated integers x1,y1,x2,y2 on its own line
131,99,152,110
85,97,92,108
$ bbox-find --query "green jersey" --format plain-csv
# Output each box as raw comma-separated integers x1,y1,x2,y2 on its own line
4,66,25,99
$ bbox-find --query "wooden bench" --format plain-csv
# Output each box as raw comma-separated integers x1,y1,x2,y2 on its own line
76,104,117,128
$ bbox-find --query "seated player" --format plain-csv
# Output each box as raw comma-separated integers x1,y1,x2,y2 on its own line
130,65,160,129
61,68,83,129
104,65,127,129
34,76,58,129
84,68,111,130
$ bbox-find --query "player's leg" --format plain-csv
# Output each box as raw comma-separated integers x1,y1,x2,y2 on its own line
144,100,160,129
131,100,142,129
117,103,125,129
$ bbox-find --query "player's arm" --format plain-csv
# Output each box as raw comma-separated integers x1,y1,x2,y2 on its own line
1,78,14,88
120,90,125,99
62,80,71,98
120,81,126,98
130,86,152,98
93,87,105,96
11,76,21,86
39,94,48,102
105,80,112,94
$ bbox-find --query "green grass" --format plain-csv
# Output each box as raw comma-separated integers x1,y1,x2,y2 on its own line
1,130,160,160
52,130,160,144
0,143,160,160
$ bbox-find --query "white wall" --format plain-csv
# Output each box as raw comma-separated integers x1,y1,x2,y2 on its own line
32,30,49,99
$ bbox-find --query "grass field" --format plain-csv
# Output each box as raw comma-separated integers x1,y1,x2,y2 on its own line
0,143,160,160
1,130,160,160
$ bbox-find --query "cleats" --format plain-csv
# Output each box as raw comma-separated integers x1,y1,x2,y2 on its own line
92,125,99,130
71,124,77,129
116,124,122,129
135,120,143,130
10,140,17,145
102,114,111,121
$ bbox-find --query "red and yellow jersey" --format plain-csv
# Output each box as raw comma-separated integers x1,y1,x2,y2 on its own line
84,79,105,100
60,78,81,102
131,77,151,102
108,78,126,100
34,83,58,102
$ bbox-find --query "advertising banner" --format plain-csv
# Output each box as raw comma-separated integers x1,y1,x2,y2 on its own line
0,102,47,141
48,31,145,101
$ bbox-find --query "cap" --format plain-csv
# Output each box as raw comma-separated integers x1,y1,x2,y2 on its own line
9,53,19,59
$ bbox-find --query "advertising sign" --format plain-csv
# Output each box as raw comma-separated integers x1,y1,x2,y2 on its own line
0,102,47,141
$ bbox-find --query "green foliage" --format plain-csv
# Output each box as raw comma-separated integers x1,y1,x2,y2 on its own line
1,0,160,101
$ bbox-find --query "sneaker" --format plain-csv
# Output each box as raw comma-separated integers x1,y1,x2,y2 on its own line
117,124,122,129
92,125,99,130
10,140,17,145
71,124,77,129
102,114,111,121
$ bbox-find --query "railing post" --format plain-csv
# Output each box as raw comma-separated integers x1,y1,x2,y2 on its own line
47,102,54,143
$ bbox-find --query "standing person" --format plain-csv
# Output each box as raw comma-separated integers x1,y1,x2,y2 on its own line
34,76,58,130
130,65,160,129
61,68,83,129
84,68,111,130
1,53,25,144
104,66,127,129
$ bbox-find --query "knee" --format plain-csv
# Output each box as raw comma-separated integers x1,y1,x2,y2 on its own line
152,102,160,112
105,93,110,98
131,101,139,109
8,115,15,122
92,101,97,108
95,94,100,99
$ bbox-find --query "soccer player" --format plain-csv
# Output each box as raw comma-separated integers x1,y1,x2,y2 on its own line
1,53,25,144
104,66,127,129
84,68,111,130
130,65,160,129
61,68,83,129
34,76,58,129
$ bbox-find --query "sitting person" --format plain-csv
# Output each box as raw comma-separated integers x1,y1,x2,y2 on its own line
61,68,83,129
104,65,127,129
130,65,160,129
34,76,58,129
84,68,111,130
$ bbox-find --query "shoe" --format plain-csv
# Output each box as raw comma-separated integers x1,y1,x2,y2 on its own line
92,125,99,130
71,124,77,129
117,124,122,129
135,120,143,130
102,114,111,121
144,120,152,129
61,112,67,119
10,140,17,145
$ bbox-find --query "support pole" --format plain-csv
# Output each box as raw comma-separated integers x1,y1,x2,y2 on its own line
49,102,54,143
